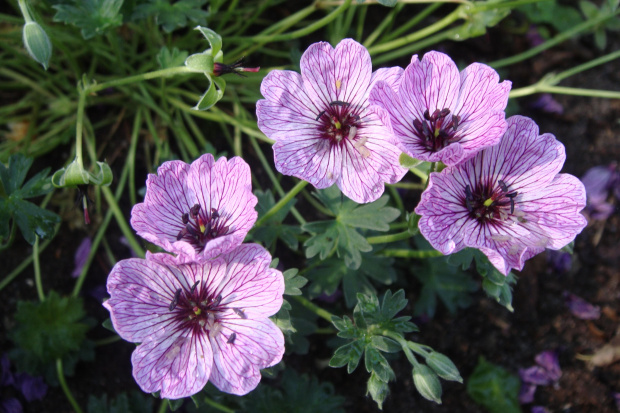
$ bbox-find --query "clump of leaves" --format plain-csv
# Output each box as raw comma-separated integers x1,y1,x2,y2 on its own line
303,185,400,270
132,0,209,33
467,356,522,413
448,248,517,311
88,391,154,413
9,291,91,375
0,153,59,247
53,0,124,39
252,189,302,251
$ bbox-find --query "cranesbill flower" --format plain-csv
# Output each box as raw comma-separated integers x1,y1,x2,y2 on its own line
131,154,257,262
369,51,511,166
103,244,285,398
415,116,587,275
256,38,407,204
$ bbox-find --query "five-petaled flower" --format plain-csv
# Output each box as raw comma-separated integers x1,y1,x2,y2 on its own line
103,244,285,398
415,116,587,275
131,154,257,263
256,38,407,204
369,51,511,166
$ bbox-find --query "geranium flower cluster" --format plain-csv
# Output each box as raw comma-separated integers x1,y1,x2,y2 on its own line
257,39,587,275
104,154,285,399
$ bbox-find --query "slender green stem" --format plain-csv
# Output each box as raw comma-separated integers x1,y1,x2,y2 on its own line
202,397,235,413
388,182,425,190
382,330,420,367
363,3,405,47
367,230,412,245
489,10,620,68
0,230,56,292
17,0,33,22
101,186,145,257
85,66,198,95
75,90,86,168
33,236,45,302
255,180,309,227
382,3,441,43
380,249,443,258
56,358,84,413
93,335,121,346
228,0,352,43
156,400,168,413
552,49,620,84
247,135,307,225
293,295,335,322
367,9,460,55
511,85,620,99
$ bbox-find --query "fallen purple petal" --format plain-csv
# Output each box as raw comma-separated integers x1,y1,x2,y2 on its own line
530,94,563,115
0,398,22,413
71,237,92,278
531,406,550,413
564,291,601,320
519,383,537,404
1,355,13,387
535,351,561,383
546,250,572,274
13,372,47,402
520,366,552,386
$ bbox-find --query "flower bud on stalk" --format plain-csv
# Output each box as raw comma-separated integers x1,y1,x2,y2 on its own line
23,21,52,70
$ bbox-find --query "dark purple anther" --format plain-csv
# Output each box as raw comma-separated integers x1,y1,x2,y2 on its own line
189,280,200,294
233,308,247,319
227,332,236,344
315,110,326,121
330,100,350,107
169,288,182,311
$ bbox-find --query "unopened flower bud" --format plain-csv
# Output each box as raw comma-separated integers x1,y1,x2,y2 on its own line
412,365,442,404
426,352,462,383
23,21,52,70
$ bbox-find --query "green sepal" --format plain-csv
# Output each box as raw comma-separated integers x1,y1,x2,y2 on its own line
89,161,113,186
52,159,112,188
184,51,214,73
193,76,226,111
194,26,222,57
399,152,422,169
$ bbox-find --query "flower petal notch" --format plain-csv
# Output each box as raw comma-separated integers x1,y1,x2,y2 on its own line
415,116,588,275
256,38,407,204
103,244,285,398
369,51,511,166
130,154,258,262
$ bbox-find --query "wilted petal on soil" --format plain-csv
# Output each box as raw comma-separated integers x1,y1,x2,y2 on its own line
564,291,601,320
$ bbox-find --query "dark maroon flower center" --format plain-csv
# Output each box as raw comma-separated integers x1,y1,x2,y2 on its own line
316,101,363,146
463,180,518,223
169,280,224,336
177,204,229,252
413,108,461,152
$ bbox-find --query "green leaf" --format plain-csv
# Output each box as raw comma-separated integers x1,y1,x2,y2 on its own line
580,0,600,18
338,195,400,231
283,268,307,296
88,391,154,413
413,254,477,318
517,0,583,32
252,189,302,250
10,291,90,366
11,198,60,244
167,398,184,411
53,0,124,39
466,357,522,413
132,0,208,33
329,340,365,373
454,1,510,40
364,346,394,383
0,199,10,240
0,153,33,194
157,46,189,69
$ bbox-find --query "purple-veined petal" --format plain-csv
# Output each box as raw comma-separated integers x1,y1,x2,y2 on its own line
132,329,212,399
258,38,406,204
209,318,284,395
415,116,587,275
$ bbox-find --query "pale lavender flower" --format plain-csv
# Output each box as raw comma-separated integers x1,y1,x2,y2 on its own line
71,237,91,278
415,116,587,275
369,51,511,166
256,38,407,203
131,154,257,263
104,244,284,398
563,291,601,320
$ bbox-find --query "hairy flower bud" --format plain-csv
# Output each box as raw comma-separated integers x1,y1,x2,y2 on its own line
23,21,52,70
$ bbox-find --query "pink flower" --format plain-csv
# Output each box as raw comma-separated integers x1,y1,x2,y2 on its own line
131,154,257,263
256,39,407,203
369,51,511,166
415,116,587,275
103,244,285,398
